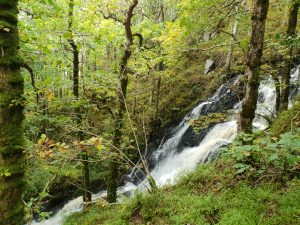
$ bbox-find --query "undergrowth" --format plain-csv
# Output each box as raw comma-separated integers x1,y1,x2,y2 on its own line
64,129,300,225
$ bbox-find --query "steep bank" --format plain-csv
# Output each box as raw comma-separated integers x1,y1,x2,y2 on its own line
33,66,299,225
64,127,300,225
64,91,300,224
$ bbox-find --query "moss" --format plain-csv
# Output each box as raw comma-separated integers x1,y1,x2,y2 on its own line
63,126,300,225
0,1,18,7
271,97,300,136
0,1,25,224
64,162,300,225
0,9,18,25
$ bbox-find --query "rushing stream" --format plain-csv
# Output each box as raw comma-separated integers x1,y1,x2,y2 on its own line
32,66,299,225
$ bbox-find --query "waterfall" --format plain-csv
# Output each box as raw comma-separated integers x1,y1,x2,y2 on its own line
148,121,237,187
32,67,299,225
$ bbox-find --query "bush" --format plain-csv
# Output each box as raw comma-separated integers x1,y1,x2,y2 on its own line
223,129,300,182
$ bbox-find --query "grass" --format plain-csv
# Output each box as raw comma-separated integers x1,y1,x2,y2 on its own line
64,161,300,225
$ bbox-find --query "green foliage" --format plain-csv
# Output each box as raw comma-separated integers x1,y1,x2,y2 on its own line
64,164,300,225
224,130,300,180
16,0,300,222
271,97,300,136
189,112,228,133
64,122,300,225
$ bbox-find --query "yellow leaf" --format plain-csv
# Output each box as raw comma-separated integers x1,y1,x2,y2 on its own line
38,134,47,145
47,92,55,100
96,144,104,151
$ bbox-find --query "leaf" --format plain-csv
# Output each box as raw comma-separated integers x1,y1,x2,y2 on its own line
1,170,11,177
234,163,250,174
274,33,281,40
96,144,104,151
38,134,47,145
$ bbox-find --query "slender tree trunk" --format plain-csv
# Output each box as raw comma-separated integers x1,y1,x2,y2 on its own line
225,21,238,72
149,78,156,105
155,61,164,119
107,0,139,203
225,2,241,72
279,1,299,112
155,77,161,119
132,96,137,115
273,74,281,112
80,49,86,92
0,1,25,224
68,0,91,203
238,0,269,133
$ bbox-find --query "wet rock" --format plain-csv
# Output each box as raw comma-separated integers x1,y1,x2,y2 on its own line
204,59,215,75
176,75,243,153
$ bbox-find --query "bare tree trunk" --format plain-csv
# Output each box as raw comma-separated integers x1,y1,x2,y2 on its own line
279,1,299,112
238,0,269,133
68,0,91,203
0,1,25,223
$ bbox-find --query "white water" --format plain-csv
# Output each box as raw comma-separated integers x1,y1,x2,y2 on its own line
148,121,237,187
32,68,299,225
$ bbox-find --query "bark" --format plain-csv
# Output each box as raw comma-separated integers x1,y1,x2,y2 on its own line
149,78,155,105
238,0,269,133
107,0,139,203
155,61,164,119
225,2,242,72
155,77,161,119
132,96,137,115
80,49,85,92
273,74,281,112
0,1,25,224
225,20,238,72
279,1,299,112
68,0,91,203
22,63,39,103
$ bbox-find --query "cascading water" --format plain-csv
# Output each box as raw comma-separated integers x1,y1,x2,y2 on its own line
148,121,237,187
32,67,299,225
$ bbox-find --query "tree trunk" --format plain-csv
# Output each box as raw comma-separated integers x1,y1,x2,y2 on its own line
273,74,281,112
238,0,269,133
68,0,91,203
132,96,137,115
225,2,241,72
0,1,25,224
225,21,238,72
155,77,161,119
107,0,139,203
155,61,164,119
279,1,299,112
149,78,155,105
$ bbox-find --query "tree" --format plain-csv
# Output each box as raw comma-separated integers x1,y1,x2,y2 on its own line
0,0,25,224
68,0,91,203
238,0,269,133
279,0,299,112
101,0,139,203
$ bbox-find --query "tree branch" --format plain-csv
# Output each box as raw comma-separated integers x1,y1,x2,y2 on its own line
133,32,143,48
98,5,124,24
